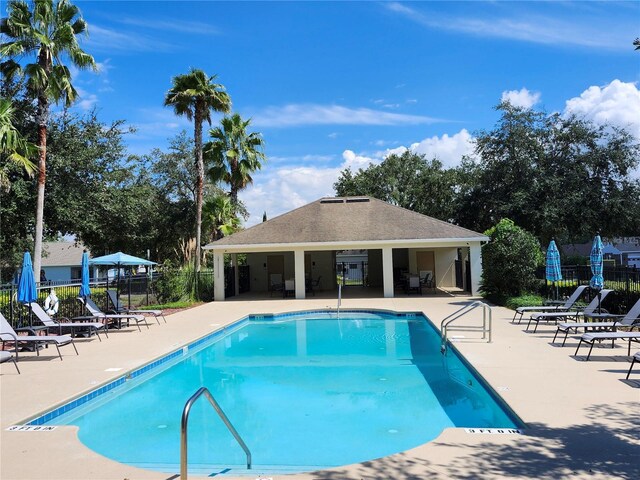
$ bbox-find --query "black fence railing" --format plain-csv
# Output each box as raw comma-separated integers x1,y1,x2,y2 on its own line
337,261,368,287
0,268,226,327
535,265,640,314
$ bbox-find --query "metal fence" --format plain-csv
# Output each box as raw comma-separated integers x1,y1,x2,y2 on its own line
337,262,368,287
0,268,228,327
536,265,640,313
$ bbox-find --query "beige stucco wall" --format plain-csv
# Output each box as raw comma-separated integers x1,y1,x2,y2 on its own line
246,251,335,292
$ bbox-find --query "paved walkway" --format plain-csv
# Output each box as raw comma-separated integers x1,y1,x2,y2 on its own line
1,295,638,479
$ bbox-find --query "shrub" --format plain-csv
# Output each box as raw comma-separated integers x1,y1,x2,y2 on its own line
505,294,544,310
481,218,544,299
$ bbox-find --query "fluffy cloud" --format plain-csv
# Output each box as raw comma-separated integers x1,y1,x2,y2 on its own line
501,88,541,109
564,80,640,138
380,129,476,168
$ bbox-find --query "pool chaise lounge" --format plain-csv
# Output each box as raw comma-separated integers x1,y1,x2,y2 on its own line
79,297,148,331
553,298,640,346
627,352,640,379
0,350,20,374
513,285,587,324
527,289,613,333
575,331,640,361
106,290,165,325
0,313,78,361
29,302,107,341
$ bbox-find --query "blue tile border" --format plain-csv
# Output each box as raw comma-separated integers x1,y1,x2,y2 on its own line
24,309,422,426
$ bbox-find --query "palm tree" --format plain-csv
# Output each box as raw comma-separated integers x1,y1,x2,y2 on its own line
206,113,265,207
0,98,38,190
1,0,96,276
202,191,240,242
164,68,231,272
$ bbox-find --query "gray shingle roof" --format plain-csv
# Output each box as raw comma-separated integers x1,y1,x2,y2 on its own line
42,241,87,266
206,197,486,248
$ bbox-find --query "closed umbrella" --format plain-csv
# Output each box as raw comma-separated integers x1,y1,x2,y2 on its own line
79,251,91,299
546,240,563,300
17,251,37,304
589,235,604,313
17,251,37,327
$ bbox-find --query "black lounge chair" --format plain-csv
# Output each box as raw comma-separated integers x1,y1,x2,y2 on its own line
106,290,165,325
1,350,20,374
79,297,149,331
513,286,587,324
29,302,107,341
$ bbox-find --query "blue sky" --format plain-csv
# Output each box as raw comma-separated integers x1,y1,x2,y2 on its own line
51,1,640,225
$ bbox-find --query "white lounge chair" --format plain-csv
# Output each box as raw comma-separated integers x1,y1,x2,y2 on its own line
0,312,78,361
30,302,107,341
513,286,587,324
0,350,20,374
106,290,165,325
527,289,613,333
79,297,149,331
553,297,640,346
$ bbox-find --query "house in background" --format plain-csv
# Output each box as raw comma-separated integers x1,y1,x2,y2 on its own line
563,237,640,268
41,241,95,282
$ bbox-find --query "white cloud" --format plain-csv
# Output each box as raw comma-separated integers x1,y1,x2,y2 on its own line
115,17,221,36
380,129,476,168
501,88,541,109
385,2,631,50
564,80,640,138
75,87,98,111
86,25,176,52
250,104,442,128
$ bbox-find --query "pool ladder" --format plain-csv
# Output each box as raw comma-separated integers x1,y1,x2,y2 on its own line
440,301,492,354
180,387,251,479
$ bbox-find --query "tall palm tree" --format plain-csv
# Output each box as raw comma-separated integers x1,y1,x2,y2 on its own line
164,68,231,272
206,113,265,207
1,0,96,276
0,97,38,190
202,191,240,242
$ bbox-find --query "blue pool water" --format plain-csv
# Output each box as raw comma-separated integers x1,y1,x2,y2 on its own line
43,310,520,475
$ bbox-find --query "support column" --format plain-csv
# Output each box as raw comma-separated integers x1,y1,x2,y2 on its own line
214,251,225,301
382,247,394,298
470,243,483,296
231,253,240,297
294,250,306,299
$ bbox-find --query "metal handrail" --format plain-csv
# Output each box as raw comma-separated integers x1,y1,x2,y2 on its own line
440,301,492,353
180,387,251,479
337,283,342,318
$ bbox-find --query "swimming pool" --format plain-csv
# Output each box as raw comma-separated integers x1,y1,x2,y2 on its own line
34,309,521,475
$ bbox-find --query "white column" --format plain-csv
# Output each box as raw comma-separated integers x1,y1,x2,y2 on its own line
382,247,394,298
214,251,225,301
470,243,483,296
294,250,306,299
231,253,240,297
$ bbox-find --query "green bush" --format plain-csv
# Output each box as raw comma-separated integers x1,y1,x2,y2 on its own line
481,218,544,298
505,294,544,310
154,266,185,303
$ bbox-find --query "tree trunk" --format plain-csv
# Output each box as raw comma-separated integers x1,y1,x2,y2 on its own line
194,105,204,273
230,158,238,208
32,94,49,280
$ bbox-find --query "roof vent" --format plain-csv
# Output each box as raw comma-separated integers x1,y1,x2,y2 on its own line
345,198,370,203
320,198,345,204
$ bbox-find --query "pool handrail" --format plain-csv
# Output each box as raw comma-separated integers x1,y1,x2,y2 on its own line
440,301,492,353
180,387,251,478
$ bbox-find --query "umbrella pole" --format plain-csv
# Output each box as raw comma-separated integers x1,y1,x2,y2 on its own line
128,267,132,309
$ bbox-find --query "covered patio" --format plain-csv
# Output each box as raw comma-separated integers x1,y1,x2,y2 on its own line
204,197,488,301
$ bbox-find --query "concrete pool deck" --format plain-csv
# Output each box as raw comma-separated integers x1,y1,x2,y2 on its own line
1,295,638,479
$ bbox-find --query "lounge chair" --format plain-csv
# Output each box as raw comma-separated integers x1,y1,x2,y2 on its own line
574,331,640,361
106,290,165,325
553,297,640,346
0,312,78,361
79,297,149,331
512,286,587,323
626,351,640,379
283,279,295,298
526,289,613,333
29,302,107,341
1,350,20,374
269,274,283,297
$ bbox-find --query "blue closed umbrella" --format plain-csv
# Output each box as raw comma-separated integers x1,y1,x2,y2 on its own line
17,251,37,305
79,251,91,298
546,240,562,299
589,235,604,312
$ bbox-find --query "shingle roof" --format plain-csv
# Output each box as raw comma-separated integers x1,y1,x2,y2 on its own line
206,197,486,248
42,241,87,266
